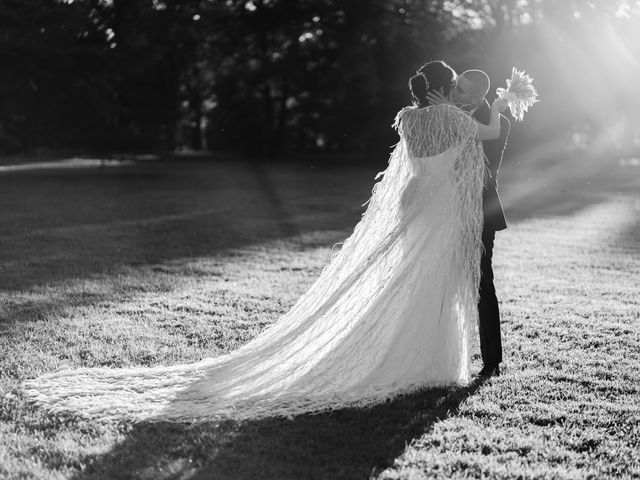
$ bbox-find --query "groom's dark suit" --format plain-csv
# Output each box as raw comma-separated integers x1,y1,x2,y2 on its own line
473,100,510,369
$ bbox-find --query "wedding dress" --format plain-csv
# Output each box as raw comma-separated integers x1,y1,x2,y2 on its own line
22,105,486,422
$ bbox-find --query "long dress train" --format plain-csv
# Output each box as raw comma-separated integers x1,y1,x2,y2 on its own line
22,105,486,422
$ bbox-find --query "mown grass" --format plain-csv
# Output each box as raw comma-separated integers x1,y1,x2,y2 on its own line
0,154,638,479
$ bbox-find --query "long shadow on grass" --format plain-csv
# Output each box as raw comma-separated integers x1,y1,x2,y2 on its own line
72,380,485,480
499,153,640,225
0,160,371,292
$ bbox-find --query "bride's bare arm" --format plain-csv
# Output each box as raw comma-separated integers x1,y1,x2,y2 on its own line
477,98,509,140
424,93,508,141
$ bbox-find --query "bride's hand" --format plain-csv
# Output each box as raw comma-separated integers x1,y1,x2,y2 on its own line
426,91,452,106
491,97,509,113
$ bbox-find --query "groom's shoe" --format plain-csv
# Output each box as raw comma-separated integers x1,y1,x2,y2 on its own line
477,365,501,378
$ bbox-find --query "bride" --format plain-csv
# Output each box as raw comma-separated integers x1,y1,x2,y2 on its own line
23,61,508,422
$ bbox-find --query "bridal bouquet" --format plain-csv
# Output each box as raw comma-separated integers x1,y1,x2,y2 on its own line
496,67,539,121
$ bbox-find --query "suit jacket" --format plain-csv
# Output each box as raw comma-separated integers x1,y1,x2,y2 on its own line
473,100,510,232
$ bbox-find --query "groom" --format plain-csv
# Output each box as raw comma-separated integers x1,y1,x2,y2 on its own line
452,70,510,378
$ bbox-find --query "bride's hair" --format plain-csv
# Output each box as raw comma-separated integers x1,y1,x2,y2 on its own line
409,60,456,107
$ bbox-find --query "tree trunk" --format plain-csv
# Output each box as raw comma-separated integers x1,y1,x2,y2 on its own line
273,76,289,154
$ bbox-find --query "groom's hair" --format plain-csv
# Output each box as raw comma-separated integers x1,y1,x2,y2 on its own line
461,69,491,100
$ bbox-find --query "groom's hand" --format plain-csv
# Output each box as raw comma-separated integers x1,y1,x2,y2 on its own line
426,91,452,106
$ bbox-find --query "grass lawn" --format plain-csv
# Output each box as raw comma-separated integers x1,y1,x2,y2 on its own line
0,152,638,479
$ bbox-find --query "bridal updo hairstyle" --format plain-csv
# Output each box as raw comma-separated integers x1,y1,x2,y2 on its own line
409,60,456,108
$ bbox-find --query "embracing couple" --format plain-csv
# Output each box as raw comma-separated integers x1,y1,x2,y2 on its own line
417,60,511,378
24,60,516,422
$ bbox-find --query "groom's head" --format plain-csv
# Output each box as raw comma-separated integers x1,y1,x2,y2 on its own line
452,69,490,111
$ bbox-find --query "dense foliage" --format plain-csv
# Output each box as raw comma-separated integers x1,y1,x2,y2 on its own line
0,0,638,158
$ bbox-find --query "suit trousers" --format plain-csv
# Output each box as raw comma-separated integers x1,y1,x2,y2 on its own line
478,228,502,367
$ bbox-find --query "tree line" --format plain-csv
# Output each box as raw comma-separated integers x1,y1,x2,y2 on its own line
0,0,637,159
